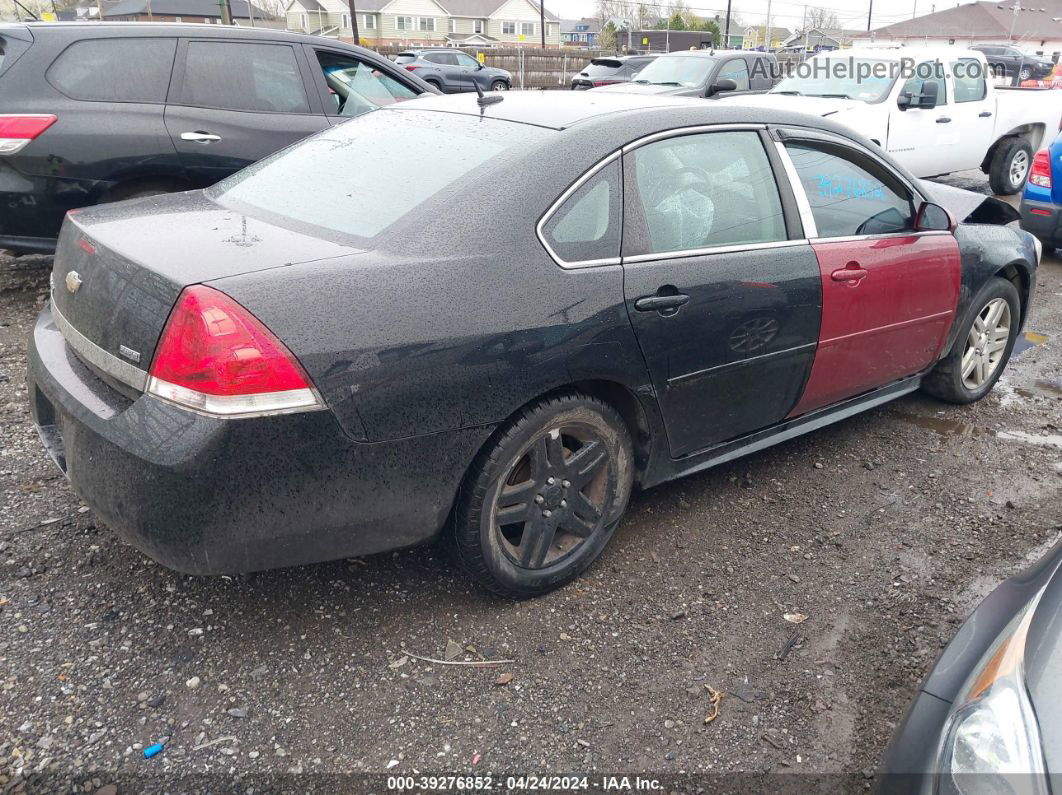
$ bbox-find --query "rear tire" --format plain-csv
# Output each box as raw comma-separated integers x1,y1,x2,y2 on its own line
448,392,634,599
988,138,1033,195
922,277,1020,404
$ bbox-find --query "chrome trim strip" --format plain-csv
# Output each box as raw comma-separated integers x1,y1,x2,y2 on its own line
623,238,810,265
773,141,818,238
536,150,623,270
621,123,768,153
810,230,952,244
146,376,325,419
668,341,817,387
51,296,148,392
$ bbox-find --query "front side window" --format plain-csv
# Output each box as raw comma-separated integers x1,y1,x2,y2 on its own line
316,50,418,117
211,109,550,242
502,21,516,35
952,59,987,102
396,16,411,30
785,141,916,238
631,131,786,254
178,41,308,113
717,58,749,90
456,52,479,68
901,62,947,105
48,38,176,103
541,159,621,264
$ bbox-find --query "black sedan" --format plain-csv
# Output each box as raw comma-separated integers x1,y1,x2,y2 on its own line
27,93,1039,597
882,541,1062,792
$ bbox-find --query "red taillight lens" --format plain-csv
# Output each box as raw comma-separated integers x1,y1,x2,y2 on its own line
146,285,321,417
0,114,57,155
1031,149,1053,188
591,80,612,87
404,64,419,71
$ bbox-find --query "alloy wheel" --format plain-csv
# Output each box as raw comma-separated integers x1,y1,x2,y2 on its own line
1010,149,1030,186
961,298,1011,390
492,425,613,569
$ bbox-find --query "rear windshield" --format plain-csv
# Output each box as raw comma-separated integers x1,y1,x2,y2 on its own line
210,109,550,242
583,59,624,76
395,53,416,64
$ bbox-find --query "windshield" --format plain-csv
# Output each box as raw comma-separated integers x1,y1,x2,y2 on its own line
771,57,897,102
210,110,549,242
634,55,717,87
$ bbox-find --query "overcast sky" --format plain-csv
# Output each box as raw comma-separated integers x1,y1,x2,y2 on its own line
545,0,953,33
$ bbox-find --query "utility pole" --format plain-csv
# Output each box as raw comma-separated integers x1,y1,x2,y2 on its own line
539,0,545,48
723,0,733,47
800,4,807,58
765,0,772,50
867,0,873,30
218,0,231,24
347,0,360,42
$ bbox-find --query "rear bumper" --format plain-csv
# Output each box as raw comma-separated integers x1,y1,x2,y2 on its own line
0,161,107,250
1019,198,1062,247
27,302,489,575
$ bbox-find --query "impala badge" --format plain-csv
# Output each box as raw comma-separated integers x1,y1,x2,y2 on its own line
65,271,82,294
119,345,141,363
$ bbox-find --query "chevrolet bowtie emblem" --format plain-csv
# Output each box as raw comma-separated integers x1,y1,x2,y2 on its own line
65,271,82,294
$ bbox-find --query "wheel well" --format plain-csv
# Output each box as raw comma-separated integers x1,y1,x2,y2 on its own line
570,380,652,483
98,175,192,204
981,125,1045,172
996,262,1031,326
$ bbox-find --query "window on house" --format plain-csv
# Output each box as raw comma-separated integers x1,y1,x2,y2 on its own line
419,17,435,31
341,13,349,29
396,15,411,29
502,21,515,34
362,14,375,29
520,22,534,36
473,19,484,33
449,17,456,32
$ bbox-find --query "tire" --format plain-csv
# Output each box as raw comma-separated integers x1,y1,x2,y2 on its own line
922,277,1021,404
99,180,180,204
988,138,1033,195
489,80,509,92
448,392,634,599
424,79,442,92
1019,66,1033,81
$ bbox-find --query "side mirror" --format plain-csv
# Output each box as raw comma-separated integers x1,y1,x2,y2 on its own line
898,81,939,110
476,62,484,70
915,201,955,232
708,78,738,96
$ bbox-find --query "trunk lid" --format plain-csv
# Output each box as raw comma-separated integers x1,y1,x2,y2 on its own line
51,190,359,385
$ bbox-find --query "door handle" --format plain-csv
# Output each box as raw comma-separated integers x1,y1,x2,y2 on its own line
180,131,222,143
831,262,868,283
635,293,690,314
936,116,952,124
979,111,993,118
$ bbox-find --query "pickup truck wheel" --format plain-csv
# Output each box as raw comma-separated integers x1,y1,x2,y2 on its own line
921,277,1020,404
988,138,1033,195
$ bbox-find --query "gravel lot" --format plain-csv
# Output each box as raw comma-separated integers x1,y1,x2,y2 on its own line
1,174,1061,793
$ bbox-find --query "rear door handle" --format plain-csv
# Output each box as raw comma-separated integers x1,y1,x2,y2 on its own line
180,131,222,143
831,263,868,283
634,294,690,313
936,116,952,124
979,111,993,118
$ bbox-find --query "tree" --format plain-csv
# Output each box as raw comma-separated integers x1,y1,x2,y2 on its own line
598,20,618,50
804,8,840,31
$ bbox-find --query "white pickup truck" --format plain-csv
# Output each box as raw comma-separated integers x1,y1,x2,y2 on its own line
732,47,1062,194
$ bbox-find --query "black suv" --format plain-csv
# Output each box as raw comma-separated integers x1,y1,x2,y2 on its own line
971,43,1054,82
571,55,657,90
0,22,434,254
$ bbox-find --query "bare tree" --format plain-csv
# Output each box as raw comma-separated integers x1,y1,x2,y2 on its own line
804,7,840,31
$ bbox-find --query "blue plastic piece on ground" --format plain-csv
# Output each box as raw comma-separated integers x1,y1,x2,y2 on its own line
143,743,164,759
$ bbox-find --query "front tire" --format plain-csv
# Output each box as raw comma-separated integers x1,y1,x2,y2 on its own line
449,392,634,598
489,80,509,92
988,138,1033,195
922,277,1020,404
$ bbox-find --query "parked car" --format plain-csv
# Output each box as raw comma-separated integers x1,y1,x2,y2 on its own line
1019,131,1062,250
882,540,1062,791
571,54,657,90
394,48,511,93
731,47,1062,194
27,93,1040,597
0,22,435,255
590,50,777,98
971,43,1055,82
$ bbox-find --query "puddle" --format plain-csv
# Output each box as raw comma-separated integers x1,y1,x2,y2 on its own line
997,378,1062,407
995,430,1062,449
1013,331,1049,358
894,413,1062,449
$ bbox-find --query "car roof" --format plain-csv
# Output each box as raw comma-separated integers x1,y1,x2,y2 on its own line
4,21,359,46
393,90,831,132
813,45,987,62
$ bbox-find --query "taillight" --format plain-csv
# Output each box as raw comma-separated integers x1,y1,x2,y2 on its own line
1030,149,1053,188
146,285,322,418
591,80,612,87
0,114,58,155
404,64,419,71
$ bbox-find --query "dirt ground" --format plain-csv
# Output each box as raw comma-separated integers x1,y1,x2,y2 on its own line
1,174,1061,793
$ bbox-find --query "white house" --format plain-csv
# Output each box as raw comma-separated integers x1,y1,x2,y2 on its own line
285,0,560,47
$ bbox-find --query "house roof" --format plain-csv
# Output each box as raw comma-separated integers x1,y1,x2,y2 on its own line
560,17,600,34
869,0,1062,41
105,0,268,17
783,27,862,45
287,0,556,19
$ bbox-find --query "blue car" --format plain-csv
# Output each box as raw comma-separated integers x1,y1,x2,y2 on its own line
1020,131,1062,250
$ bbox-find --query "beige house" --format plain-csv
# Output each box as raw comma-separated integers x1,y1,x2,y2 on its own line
741,24,792,51
285,0,560,47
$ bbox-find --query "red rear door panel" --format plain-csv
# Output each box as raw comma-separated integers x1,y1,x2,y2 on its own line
789,233,961,416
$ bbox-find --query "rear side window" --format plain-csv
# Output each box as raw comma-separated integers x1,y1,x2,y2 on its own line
424,52,458,65
178,41,309,113
785,141,915,237
952,59,987,102
211,109,550,241
541,159,621,265
48,38,176,103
